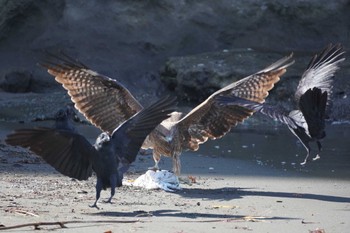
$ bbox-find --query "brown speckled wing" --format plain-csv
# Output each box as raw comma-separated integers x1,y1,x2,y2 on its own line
40,54,142,134
177,99,252,151
177,54,294,151
217,53,294,103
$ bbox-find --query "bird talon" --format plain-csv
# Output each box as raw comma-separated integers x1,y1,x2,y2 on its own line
148,166,160,172
300,157,309,166
89,203,100,209
102,199,114,204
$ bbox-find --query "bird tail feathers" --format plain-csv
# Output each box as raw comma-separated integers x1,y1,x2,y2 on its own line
299,87,327,139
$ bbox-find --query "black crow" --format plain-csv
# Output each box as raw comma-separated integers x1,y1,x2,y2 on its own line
236,44,345,164
6,96,177,208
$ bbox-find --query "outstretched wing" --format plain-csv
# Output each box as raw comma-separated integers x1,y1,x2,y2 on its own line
216,95,301,129
259,103,299,129
112,95,177,164
40,52,143,135
176,54,294,151
258,44,345,130
295,43,345,103
5,128,96,180
218,53,295,103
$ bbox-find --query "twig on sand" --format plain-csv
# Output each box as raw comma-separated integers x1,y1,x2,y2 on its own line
178,216,268,223
309,229,326,233
302,219,320,224
0,220,142,230
5,209,39,217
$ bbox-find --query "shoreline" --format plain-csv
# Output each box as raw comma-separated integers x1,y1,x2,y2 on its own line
0,93,349,232
1,138,349,232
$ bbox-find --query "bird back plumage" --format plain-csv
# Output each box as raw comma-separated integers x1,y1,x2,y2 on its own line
299,87,327,139
112,95,177,164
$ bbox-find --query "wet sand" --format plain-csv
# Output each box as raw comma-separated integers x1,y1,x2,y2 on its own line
1,123,350,233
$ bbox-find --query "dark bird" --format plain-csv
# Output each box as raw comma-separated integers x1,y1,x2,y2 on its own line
52,104,79,131
244,44,345,165
40,52,294,174
5,96,177,208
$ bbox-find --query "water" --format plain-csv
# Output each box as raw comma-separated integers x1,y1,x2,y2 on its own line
1,119,349,179
196,120,350,179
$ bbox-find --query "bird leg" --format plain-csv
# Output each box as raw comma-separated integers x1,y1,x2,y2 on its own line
313,141,322,161
148,161,160,171
139,148,152,155
172,152,181,176
89,178,103,209
300,144,311,166
103,174,117,204
148,151,161,171
118,162,130,183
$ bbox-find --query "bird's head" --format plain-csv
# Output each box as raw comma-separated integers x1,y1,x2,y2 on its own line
54,105,79,131
54,109,68,121
54,104,77,121
95,132,110,147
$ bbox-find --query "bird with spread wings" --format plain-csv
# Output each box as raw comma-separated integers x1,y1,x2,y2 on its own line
6,96,177,208
40,52,294,175
234,44,345,165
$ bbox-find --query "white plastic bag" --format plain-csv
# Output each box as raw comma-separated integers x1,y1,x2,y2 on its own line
128,170,181,192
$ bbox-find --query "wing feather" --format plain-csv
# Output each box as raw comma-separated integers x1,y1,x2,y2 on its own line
177,54,294,151
5,128,95,180
40,53,142,135
217,53,294,103
295,43,345,103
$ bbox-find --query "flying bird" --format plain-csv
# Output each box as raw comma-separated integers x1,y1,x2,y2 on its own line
6,96,177,208
243,44,345,165
40,52,294,174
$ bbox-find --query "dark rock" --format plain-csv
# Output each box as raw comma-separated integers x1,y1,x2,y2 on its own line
0,0,65,41
330,95,350,122
0,70,32,93
0,0,349,120
0,91,73,122
160,49,301,102
160,49,350,120
0,0,349,93
0,70,57,93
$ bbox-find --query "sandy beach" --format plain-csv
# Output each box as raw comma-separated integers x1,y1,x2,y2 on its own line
0,1,349,232
1,120,349,233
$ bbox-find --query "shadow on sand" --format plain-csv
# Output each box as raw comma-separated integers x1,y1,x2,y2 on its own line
175,187,350,203
88,209,298,221
86,186,349,220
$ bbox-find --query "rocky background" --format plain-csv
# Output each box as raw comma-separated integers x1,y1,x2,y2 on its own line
0,0,349,121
